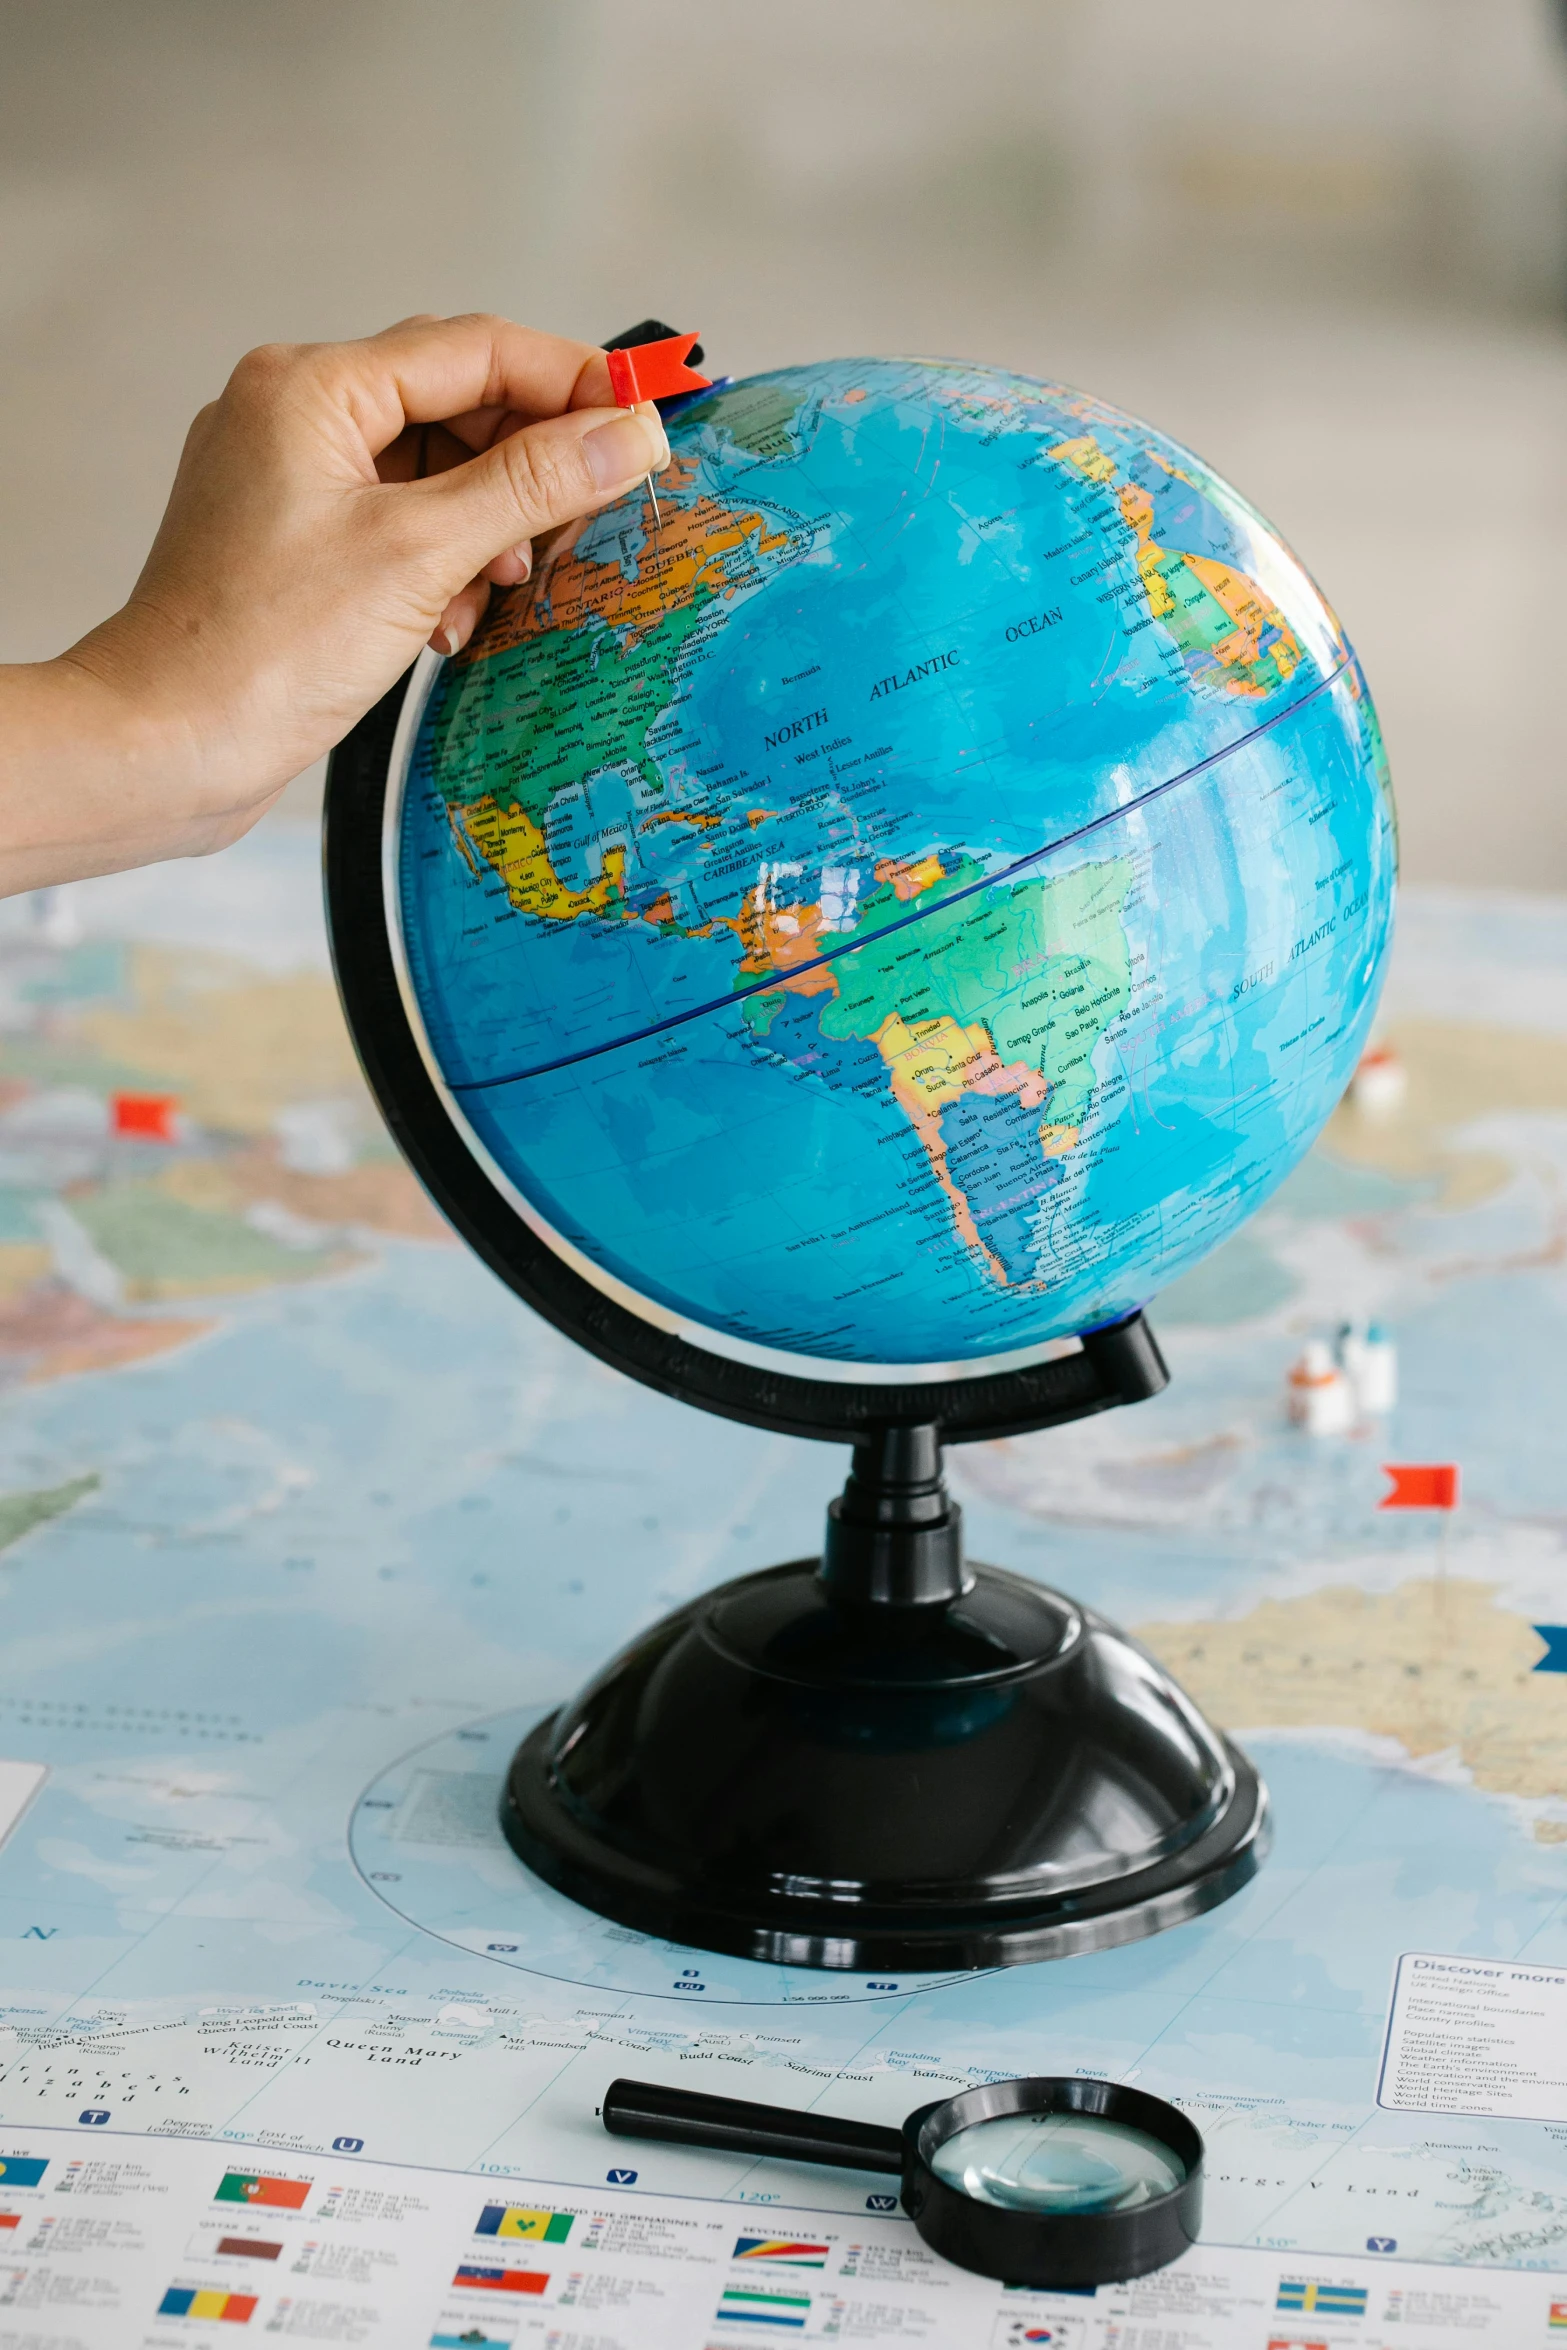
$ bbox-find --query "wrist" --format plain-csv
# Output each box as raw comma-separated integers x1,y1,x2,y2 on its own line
0,641,204,896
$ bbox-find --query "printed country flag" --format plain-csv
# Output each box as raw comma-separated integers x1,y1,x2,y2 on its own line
214,2172,310,2211
1276,2279,1368,2317
0,2158,46,2187
1268,2340,1329,2350
214,2238,282,2261
716,2283,811,2328
157,2286,258,2322
1550,2303,1567,2328
733,2237,830,2267
475,2203,573,2241
452,2263,547,2295
430,2335,517,2349
0,2215,17,2232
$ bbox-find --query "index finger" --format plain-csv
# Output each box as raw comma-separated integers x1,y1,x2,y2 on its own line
323,314,617,455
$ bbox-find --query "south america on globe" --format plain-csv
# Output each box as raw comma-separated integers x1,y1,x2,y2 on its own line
395,357,1394,1366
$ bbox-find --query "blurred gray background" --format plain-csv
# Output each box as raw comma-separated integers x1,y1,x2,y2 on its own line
3,0,1565,884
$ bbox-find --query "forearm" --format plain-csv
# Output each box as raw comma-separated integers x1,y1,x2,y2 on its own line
0,651,234,897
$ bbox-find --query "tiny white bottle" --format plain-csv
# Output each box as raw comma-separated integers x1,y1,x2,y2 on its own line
1351,1046,1407,1117
1287,1339,1355,1435
1356,1322,1398,1415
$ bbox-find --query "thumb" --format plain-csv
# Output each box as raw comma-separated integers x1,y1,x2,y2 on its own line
412,402,668,585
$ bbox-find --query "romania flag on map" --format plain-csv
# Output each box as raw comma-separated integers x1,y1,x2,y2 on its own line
452,2263,547,2295
716,2283,811,2327
475,2203,573,2241
732,2237,829,2266
158,2287,258,2321
213,2171,310,2211
1277,2280,1368,2317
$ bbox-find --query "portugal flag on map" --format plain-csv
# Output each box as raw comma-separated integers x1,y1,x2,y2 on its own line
213,2171,310,2210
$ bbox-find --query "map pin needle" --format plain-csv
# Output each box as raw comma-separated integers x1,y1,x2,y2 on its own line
603,330,711,582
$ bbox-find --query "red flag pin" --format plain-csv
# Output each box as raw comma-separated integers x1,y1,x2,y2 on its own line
1379,1463,1459,1510
111,1092,180,1142
605,331,710,408
604,331,709,534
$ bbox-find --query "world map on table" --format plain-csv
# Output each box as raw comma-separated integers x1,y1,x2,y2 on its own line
396,358,1394,1365
0,837,1563,2285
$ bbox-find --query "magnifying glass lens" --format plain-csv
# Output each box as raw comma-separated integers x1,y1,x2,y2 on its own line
930,2110,1188,2215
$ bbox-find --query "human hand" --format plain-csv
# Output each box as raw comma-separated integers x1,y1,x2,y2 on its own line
1,314,670,893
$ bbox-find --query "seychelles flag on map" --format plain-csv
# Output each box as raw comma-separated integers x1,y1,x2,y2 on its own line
717,2283,811,2327
476,2203,573,2241
732,2237,829,2266
214,2171,309,2210
1277,2280,1368,2316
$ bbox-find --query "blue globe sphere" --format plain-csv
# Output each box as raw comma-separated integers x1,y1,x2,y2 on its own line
391,357,1395,1367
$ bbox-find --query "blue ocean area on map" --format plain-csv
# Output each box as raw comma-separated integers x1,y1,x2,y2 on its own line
398,357,1394,1365
0,829,1565,2272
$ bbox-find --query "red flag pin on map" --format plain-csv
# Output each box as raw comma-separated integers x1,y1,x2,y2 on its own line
110,1092,180,1143
1379,1463,1459,1510
605,331,710,408
604,331,709,534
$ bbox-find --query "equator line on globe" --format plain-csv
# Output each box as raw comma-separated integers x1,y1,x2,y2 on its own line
394,354,1394,1370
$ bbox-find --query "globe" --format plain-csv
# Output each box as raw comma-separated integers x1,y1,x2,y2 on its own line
392,356,1395,1370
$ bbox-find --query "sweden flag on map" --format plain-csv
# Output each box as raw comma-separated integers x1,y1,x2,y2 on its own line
1277,2280,1369,2316
475,2203,573,2242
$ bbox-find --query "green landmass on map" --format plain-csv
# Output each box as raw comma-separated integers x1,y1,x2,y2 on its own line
0,1473,97,1554
820,856,1133,1125
432,594,715,825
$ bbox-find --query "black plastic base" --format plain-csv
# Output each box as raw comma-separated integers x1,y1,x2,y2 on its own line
502,1551,1269,1971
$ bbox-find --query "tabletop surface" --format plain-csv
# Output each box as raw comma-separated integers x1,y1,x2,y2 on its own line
0,832,1561,2347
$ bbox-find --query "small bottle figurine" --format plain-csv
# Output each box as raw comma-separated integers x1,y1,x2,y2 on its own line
1287,1339,1355,1436
1356,1321,1398,1415
1350,1045,1407,1117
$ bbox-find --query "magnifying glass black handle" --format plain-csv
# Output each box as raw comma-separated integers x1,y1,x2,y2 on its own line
602,2076,904,2175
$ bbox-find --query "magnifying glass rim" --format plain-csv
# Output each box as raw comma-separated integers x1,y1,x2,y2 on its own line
901,2075,1204,2288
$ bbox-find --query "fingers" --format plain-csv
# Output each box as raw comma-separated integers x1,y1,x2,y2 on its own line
429,575,493,658
483,541,533,588
326,315,613,459
413,401,670,586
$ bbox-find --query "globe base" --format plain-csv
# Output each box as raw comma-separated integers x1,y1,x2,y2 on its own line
500,1423,1269,1973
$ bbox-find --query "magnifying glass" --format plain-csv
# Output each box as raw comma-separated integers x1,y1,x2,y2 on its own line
601,2073,1201,2287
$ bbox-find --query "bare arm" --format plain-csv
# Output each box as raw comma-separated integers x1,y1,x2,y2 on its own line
0,313,668,896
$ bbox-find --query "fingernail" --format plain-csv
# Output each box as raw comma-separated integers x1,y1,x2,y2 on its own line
584,412,662,492
514,541,533,579
432,623,459,657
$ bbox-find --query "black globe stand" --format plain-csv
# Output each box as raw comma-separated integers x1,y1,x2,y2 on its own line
498,1314,1267,1971
324,659,1270,1982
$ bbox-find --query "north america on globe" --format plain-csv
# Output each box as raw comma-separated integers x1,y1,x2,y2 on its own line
395,357,1396,1364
